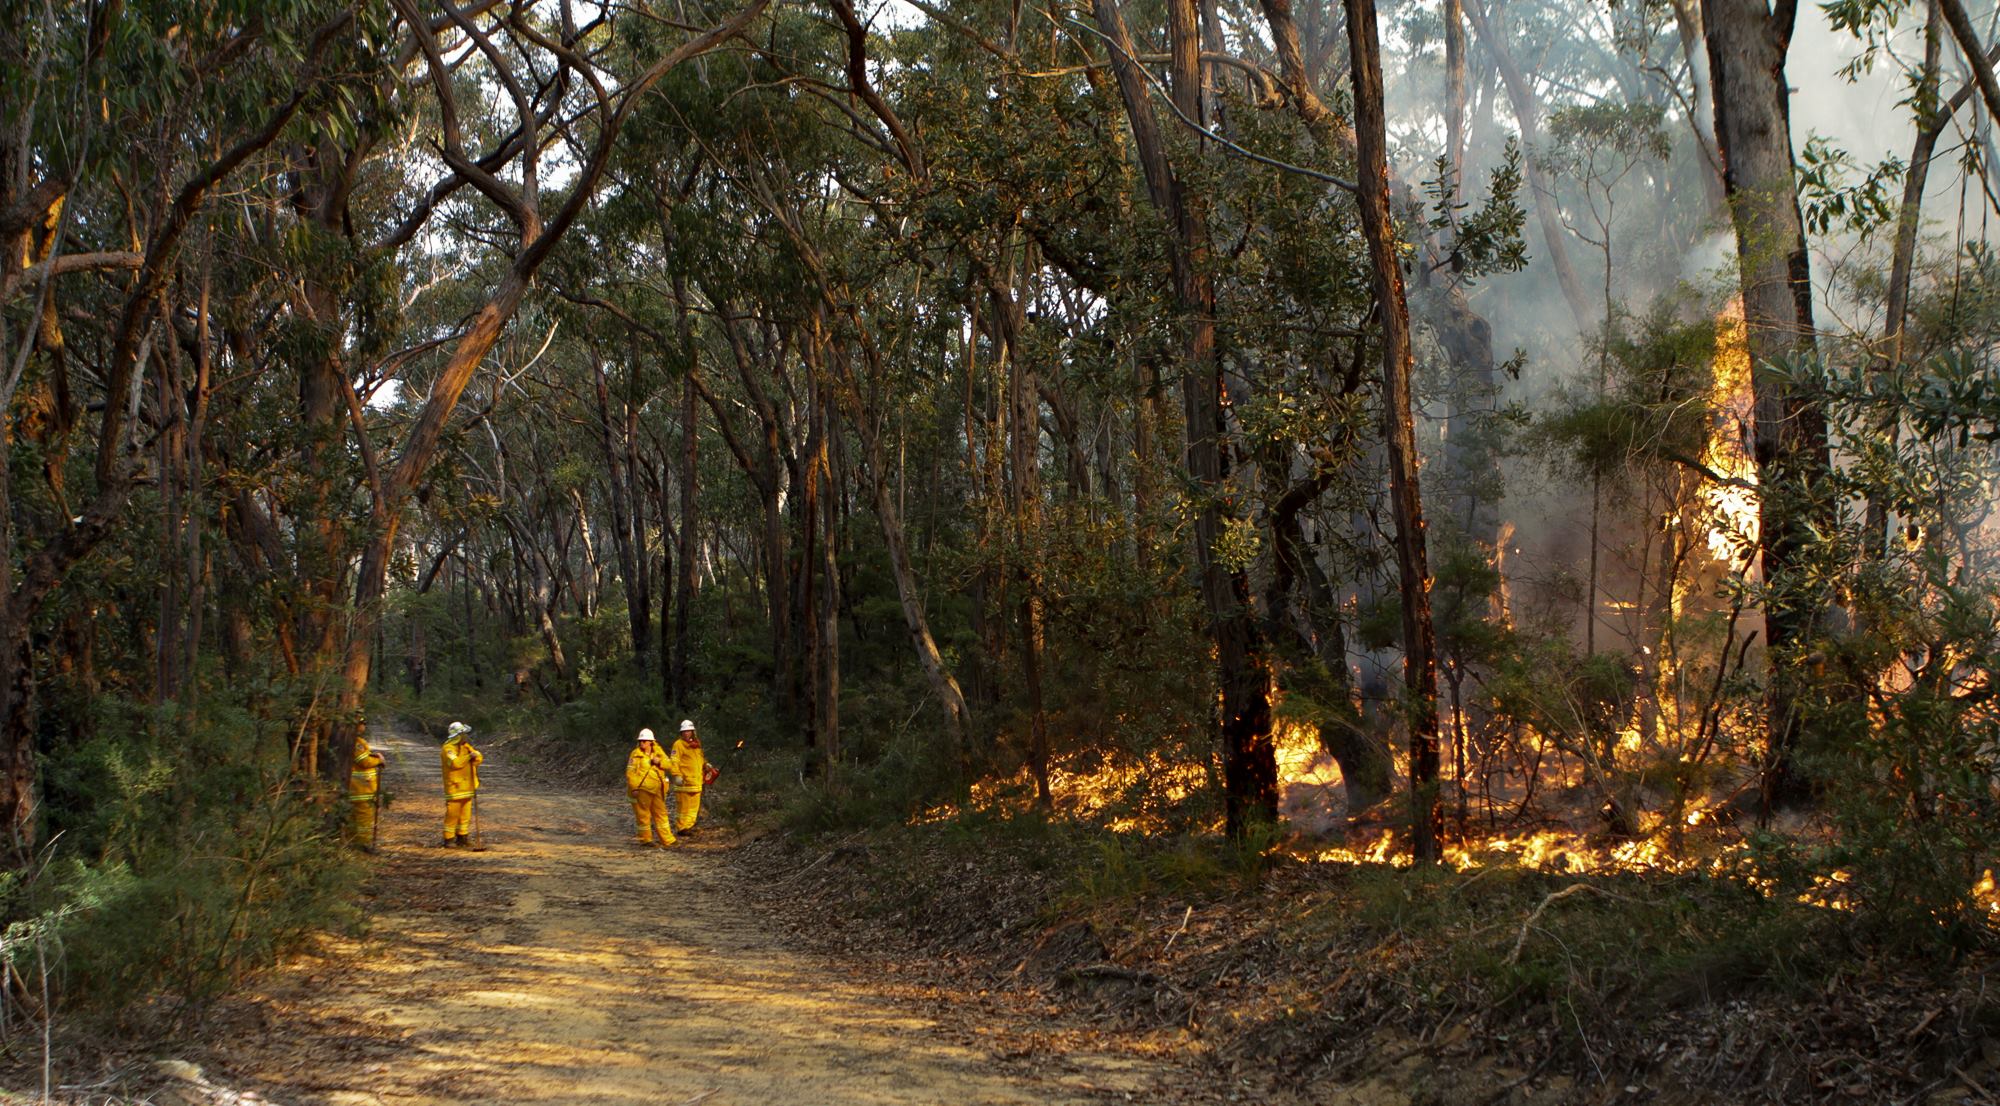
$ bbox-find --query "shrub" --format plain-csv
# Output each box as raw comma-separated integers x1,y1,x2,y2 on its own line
11,690,359,1030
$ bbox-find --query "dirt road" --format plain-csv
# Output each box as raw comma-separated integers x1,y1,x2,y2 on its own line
207,730,1161,1106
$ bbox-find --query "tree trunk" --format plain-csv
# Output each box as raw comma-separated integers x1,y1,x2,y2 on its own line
373,0,782,724
1445,0,1469,186
1938,0,2000,124
332,264,533,772
1865,3,1998,560
1093,0,1279,835
815,326,975,760
593,356,652,668
694,309,798,714
1347,0,1446,861
1881,0,1946,386
993,254,1052,806
800,350,841,776
1667,0,1729,212
1702,0,1832,812
1462,0,1597,333
1267,472,1394,809
569,486,600,619
674,370,698,706
859,420,973,755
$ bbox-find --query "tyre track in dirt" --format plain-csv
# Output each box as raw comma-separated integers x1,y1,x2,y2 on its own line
203,729,1160,1106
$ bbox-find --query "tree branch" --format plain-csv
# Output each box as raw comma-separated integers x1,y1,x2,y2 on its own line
1064,13,1357,192
1939,0,2000,127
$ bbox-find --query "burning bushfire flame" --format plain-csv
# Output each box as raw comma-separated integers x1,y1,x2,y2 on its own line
912,717,2000,919
1703,300,1761,563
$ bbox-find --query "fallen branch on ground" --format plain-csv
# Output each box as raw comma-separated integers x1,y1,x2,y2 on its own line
1505,883,1632,966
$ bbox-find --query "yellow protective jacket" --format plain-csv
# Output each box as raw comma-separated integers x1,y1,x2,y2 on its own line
349,738,385,800
670,737,705,793
626,745,673,795
441,737,482,800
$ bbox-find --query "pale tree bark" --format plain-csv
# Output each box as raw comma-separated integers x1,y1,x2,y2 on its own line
1461,0,1597,333
1445,0,1469,187
1939,0,2000,124
1666,0,1728,211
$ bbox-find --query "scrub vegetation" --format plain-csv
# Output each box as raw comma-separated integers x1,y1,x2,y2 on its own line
0,0,1998,1101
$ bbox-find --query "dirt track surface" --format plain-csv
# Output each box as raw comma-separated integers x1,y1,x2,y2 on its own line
206,731,1159,1106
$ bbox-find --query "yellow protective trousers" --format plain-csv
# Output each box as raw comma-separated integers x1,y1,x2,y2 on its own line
631,789,675,845
673,789,702,833
348,797,377,845
444,797,474,840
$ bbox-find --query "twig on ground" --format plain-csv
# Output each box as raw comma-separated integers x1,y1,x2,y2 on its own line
1953,1065,1997,1104
783,832,867,884
1161,906,1193,955
1065,962,1179,992
1504,883,1626,966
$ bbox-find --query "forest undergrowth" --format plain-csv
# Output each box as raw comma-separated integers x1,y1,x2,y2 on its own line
734,751,2000,1106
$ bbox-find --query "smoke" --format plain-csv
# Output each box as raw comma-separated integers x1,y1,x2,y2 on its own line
1368,0,1987,656
1789,9,1914,169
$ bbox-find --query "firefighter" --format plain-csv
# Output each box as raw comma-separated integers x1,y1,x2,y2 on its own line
348,733,386,851
626,728,676,847
670,719,706,834
440,721,483,848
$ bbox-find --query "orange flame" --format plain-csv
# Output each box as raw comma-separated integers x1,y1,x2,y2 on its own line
1704,300,1760,563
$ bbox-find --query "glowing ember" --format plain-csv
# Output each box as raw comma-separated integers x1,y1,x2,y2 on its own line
1704,300,1761,563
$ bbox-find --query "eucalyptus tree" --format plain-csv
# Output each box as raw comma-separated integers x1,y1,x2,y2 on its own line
326,0,775,781
0,0,395,849
1692,0,1835,811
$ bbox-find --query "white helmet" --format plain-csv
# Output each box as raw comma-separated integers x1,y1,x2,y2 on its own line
678,719,696,732
637,728,656,742
447,721,470,738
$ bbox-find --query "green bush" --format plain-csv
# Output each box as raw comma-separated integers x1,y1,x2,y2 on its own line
12,689,360,1028
781,727,965,835
1064,822,1281,907
1781,352,2000,948
553,671,666,759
